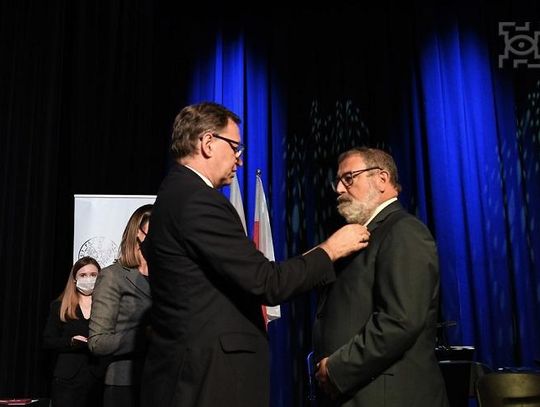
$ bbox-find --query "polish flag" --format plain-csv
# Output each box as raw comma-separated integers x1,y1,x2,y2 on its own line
254,171,281,323
229,174,247,235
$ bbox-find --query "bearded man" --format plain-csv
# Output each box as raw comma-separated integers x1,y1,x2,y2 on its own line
312,147,449,407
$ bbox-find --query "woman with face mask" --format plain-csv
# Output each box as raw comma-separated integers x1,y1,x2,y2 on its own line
43,256,105,407
88,204,152,407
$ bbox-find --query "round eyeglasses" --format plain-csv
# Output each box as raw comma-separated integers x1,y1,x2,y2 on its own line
331,167,381,191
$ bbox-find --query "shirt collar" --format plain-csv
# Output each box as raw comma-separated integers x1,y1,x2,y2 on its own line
364,197,398,226
184,165,214,188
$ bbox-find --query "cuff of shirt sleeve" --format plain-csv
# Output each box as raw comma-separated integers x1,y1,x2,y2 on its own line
326,354,345,394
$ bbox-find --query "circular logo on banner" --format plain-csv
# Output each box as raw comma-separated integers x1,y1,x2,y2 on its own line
78,236,118,268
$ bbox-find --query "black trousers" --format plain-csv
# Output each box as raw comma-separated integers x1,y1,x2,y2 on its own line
51,368,102,407
104,384,140,407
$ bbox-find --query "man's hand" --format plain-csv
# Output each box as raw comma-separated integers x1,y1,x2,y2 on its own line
315,357,339,398
319,224,370,261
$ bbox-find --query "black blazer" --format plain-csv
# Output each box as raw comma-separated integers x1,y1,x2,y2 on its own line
43,300,105,380
313,201,449,407
141,165,335,407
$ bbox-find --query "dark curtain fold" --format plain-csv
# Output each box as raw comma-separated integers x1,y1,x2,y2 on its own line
0,1,175,397
409,4,540,367
1,1,68,395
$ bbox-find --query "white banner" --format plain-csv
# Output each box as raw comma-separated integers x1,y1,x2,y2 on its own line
73,194,156,267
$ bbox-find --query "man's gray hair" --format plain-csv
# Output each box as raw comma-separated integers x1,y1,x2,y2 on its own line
338,147,402,193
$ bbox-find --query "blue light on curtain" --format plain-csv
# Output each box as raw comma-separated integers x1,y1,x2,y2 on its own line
188,29,293,407
413,20,540,368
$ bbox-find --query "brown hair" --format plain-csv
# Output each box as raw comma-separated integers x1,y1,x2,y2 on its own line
338,147,402,193
58,256,101,322
170,101,241,159
118,204,153,268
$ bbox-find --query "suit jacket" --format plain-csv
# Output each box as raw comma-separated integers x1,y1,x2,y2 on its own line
43,300,105,380
88,261,152,386
140,164,335,407
313,201,449,407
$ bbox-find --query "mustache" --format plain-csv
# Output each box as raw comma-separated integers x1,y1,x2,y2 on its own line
337,195,353,205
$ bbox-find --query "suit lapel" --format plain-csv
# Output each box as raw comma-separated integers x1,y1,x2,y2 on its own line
366,200,403,232
318,201,403,312
125,268,151,298
320,203,403,271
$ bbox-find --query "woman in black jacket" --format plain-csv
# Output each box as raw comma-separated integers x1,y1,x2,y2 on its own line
43,256,105,407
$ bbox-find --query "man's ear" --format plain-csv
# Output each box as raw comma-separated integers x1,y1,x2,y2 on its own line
200,133,213,158
376,169,390,192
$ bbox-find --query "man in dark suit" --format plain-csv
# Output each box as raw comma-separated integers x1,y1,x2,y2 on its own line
313,148,449,407
140,102,370,407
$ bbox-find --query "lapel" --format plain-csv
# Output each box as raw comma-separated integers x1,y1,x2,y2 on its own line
125,267,151,298
366,200,403,233
317,200,404,313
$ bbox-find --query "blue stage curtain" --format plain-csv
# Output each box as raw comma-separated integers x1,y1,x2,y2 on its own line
411,14,540,368
188,29,293,407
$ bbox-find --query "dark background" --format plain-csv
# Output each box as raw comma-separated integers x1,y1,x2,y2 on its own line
1,2,539,405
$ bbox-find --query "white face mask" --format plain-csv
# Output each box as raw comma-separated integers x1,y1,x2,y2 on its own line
76,276,97,296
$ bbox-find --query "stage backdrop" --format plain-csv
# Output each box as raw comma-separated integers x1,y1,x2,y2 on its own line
1,3,539,404
73,195,157,267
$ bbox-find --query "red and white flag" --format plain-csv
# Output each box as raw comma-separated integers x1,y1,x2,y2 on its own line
254,171,281,323
229,175,247,234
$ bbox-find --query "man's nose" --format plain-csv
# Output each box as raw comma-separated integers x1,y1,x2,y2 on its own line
336,180,346,194
236,156,243,166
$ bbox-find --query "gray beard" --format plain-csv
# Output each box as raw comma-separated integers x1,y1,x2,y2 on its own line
337,195,378,225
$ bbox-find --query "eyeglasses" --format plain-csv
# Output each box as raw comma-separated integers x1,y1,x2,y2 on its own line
331,167,381,191
211,133,245,158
